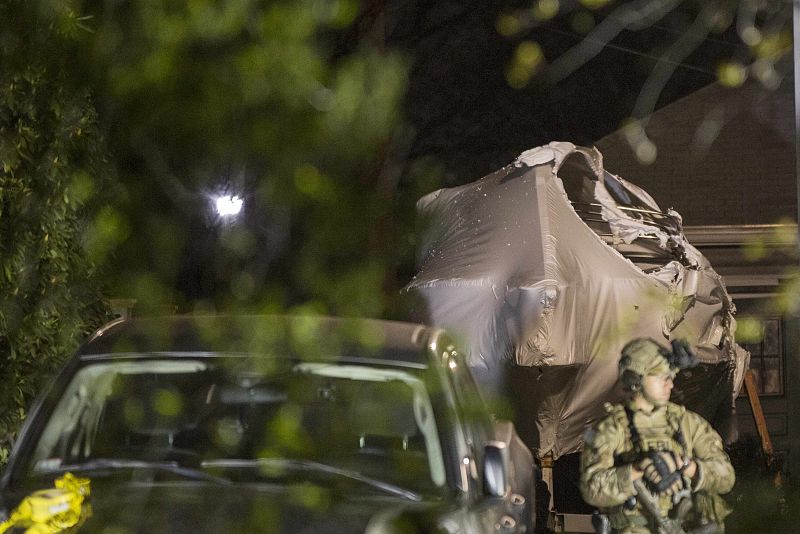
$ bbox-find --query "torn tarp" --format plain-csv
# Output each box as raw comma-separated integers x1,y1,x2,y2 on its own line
406,142,748,458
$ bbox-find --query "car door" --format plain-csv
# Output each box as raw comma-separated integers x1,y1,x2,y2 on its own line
441,347,521,533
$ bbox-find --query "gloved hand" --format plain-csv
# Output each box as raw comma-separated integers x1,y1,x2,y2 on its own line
636,451,686,496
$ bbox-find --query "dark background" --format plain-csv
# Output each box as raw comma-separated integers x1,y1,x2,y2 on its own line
386,0,743,186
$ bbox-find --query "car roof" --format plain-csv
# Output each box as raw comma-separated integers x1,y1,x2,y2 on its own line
77,315,448,368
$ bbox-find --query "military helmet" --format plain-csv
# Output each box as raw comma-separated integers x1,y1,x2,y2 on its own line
619,338,673,378
618,338,697,392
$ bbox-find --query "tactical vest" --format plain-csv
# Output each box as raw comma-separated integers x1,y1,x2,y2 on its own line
600,402,729,533
609,402,689,464
606,403,691,531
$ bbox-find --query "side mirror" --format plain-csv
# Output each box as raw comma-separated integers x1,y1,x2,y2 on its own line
483,440,510,497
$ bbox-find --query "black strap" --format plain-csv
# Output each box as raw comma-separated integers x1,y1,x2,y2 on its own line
623,405,643,453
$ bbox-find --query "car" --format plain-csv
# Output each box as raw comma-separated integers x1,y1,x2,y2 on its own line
0,315,536,533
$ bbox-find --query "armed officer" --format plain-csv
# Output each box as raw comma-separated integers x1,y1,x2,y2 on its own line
579,338,735,533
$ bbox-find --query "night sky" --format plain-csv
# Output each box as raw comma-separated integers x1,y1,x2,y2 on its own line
385,1,745,185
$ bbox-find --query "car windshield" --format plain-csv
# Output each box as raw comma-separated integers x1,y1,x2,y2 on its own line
28,357,446,497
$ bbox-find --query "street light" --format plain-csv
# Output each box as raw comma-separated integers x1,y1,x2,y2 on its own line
214,194,244,218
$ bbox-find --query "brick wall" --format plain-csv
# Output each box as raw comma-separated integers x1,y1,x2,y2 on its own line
595,76,796,226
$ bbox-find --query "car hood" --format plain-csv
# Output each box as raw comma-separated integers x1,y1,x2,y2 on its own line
52,481,443,533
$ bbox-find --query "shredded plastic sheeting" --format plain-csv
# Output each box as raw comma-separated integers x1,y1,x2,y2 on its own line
406,142,748,458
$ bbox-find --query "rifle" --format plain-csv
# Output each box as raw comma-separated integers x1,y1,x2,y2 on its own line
632,479,686,534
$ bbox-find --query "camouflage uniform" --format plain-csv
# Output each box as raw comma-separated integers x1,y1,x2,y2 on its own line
579,339,735,533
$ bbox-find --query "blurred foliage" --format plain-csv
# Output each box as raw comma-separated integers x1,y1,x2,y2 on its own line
498,0,794,164
61,0,413,318
500,0,793,90
734,317,764,344
0,0,421,467
0,1,114,464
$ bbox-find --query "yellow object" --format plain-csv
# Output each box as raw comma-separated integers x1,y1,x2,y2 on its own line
0,473,91,534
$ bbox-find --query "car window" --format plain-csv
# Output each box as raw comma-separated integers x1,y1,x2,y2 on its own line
294,363,446,486
27,357,447,496
31,360,209,469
